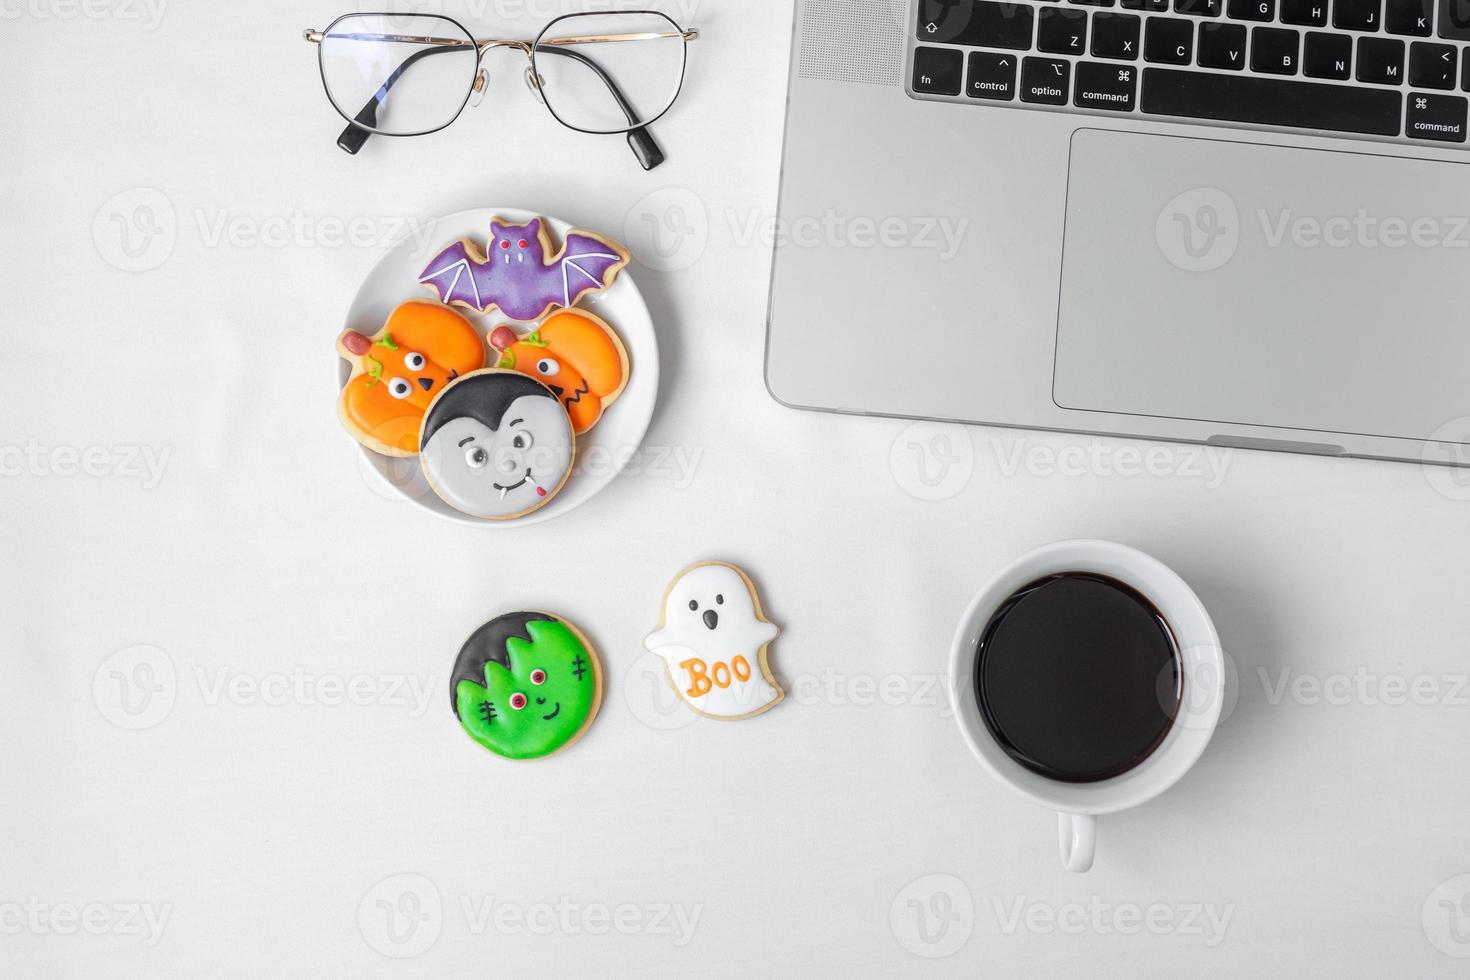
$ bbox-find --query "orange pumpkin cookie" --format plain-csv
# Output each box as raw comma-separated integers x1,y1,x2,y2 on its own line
487,308,629,435
337,301,486,457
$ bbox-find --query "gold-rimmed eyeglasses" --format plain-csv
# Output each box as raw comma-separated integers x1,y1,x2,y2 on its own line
303,10,698,170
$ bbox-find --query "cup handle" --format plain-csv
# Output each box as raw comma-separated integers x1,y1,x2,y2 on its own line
1058,812,1096,873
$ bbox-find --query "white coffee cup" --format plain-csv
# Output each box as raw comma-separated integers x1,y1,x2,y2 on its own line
948,540,1224,873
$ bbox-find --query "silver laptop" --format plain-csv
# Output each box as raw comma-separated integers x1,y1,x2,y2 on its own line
767,0,1470,464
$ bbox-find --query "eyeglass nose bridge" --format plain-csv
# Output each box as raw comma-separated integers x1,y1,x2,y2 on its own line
467,39,538,108
476,38,533,58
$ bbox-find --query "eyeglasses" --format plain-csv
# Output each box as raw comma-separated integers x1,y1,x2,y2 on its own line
303,10,698,171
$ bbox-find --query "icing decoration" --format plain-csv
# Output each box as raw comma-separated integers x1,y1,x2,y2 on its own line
451,611,602,761
418,369,574,521
419,217,630,322
645,561,785,721
487,308,629,435
336,301,485,458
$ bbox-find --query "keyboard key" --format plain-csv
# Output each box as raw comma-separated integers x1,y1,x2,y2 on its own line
1358,36,1407,80
1038,7,1089,53
1304,31,1354,76
1385,0,1433,33
1465,49,1470,86
913,46,964,94
1281,0,1329,24
1092,12,1143,57
1252,27,1302,71
1070,0,1116,7
1140,67,1402,133
967,51,1019,99
1021,56,1072,103
1440,0,1470,39
1280,0,1329,24
1122,0,1170,9
1198,22,1249,66
1228,0,1276,19
1407,91,1469,137
1409,41,1458,84
1075,61,1139,108
1174,0,1223,15
916,0,1036,49
1334,0,1382,30
1145,17,1195,61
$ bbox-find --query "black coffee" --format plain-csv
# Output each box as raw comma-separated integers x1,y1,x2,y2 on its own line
974,573,1181,783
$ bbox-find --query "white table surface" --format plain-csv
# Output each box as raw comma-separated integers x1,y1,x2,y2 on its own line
6,2,1470,976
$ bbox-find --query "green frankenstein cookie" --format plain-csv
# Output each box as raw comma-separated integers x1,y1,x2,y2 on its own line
451,612,602,760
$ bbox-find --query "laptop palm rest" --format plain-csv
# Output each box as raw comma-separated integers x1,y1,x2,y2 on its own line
1055,129,1470,443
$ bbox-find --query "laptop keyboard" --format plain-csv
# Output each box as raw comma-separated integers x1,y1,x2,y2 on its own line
910,0,1470,143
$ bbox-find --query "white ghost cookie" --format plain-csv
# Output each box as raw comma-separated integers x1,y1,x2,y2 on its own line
645,561,784,720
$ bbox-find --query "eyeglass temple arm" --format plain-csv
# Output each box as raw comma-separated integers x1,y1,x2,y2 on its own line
336,44,444,154
535,46,664,171
335,44,664,170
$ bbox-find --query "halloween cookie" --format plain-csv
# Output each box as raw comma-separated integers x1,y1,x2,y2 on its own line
419,216,630,322
451,612,602,761
418,370,574,521
645,562,784,721
336,300,486,457
488,308,629,435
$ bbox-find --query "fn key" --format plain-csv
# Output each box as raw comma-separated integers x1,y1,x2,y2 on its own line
913,46,963,95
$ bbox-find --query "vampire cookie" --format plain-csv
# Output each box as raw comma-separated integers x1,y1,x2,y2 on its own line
418,370,575,521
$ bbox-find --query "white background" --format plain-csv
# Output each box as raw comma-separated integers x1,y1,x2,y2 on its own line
6,1,1470,975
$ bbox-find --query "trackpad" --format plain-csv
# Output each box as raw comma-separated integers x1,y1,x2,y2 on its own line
1054,129,1470,441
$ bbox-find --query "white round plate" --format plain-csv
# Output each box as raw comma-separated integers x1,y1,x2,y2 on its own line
338,208,658,527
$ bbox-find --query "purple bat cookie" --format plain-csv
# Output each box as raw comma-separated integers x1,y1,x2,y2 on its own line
419,217,630,322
